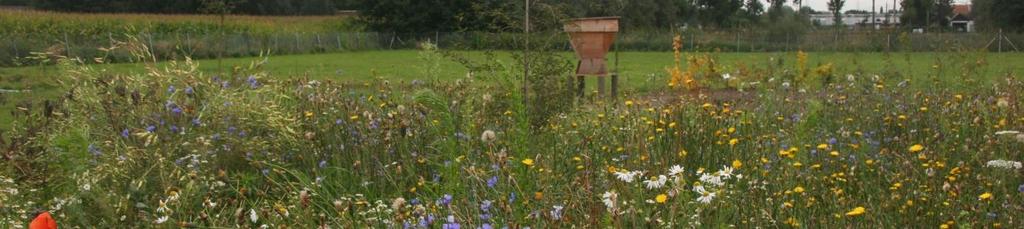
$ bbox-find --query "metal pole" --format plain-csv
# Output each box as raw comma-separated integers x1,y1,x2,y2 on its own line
64,32,72,58
998,29,1003,53
523,0,530,101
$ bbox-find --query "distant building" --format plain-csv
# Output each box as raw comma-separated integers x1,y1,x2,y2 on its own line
810,11,902,29
950,4,974,32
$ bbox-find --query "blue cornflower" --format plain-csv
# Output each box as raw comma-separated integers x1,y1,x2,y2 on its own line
508,192,516,202
171,107,183,115
441,215,459,229
191,118,201,126
87,144,101,157
480,223,493,229
437,194,453,206
480,200,492,212
487,176,498,188
121,129,130,138
1018,184,1024,193
169,125,180,133
184,86,194,95
146,125,157,133
167,85,176,93
318,160,328,168
247,75,259,88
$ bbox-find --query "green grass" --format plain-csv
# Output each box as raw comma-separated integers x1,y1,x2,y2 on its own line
2,50,1024,129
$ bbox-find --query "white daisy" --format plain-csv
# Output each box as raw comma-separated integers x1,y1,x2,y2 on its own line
249,209,259,223
614,170,643,183
696,191,716,204
602,191,618,211
699,173,723,187
692,184,706,194
154,216,169,224
643,175,668,189
668,165,685,176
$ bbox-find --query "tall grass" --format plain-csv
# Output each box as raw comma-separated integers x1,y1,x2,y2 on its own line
1,37,1023,228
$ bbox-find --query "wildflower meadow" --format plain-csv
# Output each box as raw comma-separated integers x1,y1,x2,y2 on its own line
1,33,1022,228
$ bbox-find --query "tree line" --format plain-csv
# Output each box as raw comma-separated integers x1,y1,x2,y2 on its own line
1,0,1021,32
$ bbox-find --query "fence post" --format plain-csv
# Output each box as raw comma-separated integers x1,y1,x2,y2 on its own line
336,32,342,50
12,35,18,59
294,33,301,53
998,29,1003,53
735,33,739,52
63,32,72,58
315,33,322,52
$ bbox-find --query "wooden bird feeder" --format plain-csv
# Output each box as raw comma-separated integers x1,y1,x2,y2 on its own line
564,16,619,98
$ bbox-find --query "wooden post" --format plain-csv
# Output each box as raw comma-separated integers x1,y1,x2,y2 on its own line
577,74,585,98
337,33,342,50
611,73,619,98
597,75,606,97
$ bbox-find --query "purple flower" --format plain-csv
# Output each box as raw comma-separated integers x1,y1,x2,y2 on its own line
146,125,157,133
184,86,194,95
247,75,259,88
169,125,180,133
191,118,202,126
167,85,176,93
88,144,101,157
441,215,460,229
171,107,183,115
437,194,453,206
1018,184,1024,193
480,223,493,229
480,200,492,212
261,168,270,176
318,160,328,168
335,119,343,125
487,176,498,188
121,129,130,138
508,192,516,202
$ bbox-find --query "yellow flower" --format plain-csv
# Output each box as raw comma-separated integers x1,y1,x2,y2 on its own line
728,138,739,146
655,194,668,203
793,186,805,193
979,192,993,201
304,111,314,118
817,144,829,150
909,144,924,153
829,151,840,157
845,206,866,216
522,158,535,166
625,100,634,106
732,159,743,169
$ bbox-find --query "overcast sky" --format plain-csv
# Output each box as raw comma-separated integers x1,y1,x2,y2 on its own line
788,0,971,12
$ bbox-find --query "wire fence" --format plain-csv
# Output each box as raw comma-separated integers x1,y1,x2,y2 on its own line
1,30,1020,67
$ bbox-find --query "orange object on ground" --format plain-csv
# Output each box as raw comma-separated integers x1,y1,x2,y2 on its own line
30,211,57,229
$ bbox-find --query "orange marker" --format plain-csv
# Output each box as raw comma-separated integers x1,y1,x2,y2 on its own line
30,211,57,229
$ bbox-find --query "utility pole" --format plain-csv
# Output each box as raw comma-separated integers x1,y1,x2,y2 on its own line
872,0,876,29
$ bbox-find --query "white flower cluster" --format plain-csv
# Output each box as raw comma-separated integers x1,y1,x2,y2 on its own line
985,159,1023,170
609,164,741,208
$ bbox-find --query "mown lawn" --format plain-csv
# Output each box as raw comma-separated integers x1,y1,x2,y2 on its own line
2,50,1023,128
